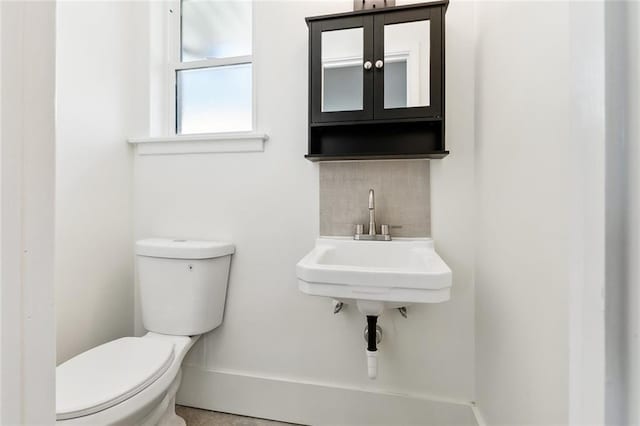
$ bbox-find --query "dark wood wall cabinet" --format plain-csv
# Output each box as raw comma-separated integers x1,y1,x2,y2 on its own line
305,1,448,161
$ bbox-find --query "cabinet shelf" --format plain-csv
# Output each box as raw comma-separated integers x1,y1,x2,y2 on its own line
309,116,443,128
308,120,446,159
305,152,449,162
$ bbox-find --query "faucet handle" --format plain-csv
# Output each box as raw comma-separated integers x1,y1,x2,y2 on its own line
355,224,364,235
381,224,390,236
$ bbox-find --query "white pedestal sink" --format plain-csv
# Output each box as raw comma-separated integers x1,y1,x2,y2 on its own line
296,237,452,315
296,237,452,380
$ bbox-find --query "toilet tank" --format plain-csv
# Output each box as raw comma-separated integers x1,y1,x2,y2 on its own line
136,238,235,336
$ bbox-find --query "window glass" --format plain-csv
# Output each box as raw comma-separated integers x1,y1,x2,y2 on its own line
177,63,252,134
181,0,252,62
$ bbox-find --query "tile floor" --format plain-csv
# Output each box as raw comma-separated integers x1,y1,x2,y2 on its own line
175,405,298,426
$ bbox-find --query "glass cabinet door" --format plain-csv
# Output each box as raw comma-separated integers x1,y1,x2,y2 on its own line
311,16,374,122
321,28,364,113
373,9,442,119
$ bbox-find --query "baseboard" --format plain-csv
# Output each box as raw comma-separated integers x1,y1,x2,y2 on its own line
177,365,477,425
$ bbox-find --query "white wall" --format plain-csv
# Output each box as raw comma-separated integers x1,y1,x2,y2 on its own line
429,0,476,407
134,1,476,423
55,1,149,363
474,1,575,424
473,1,615,424
1,1,56,422
569,2,608,423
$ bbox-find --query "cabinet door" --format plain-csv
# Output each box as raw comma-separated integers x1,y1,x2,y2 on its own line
310,16,374,123
373,8,442,120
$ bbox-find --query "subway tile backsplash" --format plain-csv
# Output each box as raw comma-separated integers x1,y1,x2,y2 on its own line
319,160,430,237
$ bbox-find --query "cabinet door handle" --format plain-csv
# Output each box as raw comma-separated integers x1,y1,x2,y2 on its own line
375,60,384,69
363,61,372,70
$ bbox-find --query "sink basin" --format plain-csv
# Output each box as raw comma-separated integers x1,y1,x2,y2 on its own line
296,237,452,314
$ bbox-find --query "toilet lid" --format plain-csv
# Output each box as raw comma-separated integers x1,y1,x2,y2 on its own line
56,337,175,421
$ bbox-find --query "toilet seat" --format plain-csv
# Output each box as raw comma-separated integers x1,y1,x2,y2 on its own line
56,337,175,421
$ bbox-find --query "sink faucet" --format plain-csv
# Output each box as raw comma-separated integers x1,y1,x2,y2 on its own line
368,189,376,236
354,189,391,241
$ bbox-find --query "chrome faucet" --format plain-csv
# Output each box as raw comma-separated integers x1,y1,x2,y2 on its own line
368,189,376,236
354,189,392,241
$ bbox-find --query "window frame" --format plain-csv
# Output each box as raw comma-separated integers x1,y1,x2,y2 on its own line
166,0,256,136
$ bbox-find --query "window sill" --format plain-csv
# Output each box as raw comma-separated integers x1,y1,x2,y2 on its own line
127,132,269,155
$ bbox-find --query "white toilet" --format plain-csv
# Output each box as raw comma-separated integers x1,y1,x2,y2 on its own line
55,238,235,425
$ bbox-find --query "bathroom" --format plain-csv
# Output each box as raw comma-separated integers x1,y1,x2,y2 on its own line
0,0,637,424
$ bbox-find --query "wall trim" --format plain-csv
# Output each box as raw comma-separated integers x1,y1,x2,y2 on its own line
1,1,57,422
568,1,607,423
177,366,477,425
128,132,269,155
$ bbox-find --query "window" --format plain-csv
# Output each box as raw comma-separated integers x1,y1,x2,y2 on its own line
172,0,253,135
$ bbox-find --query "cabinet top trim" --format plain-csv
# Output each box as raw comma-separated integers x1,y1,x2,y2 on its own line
305,0,448,24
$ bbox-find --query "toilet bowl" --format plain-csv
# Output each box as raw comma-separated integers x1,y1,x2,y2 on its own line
56,238,234,425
